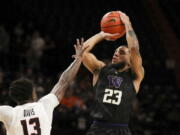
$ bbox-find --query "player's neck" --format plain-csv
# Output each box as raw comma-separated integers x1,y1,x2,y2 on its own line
110,61,130,72
107,62,130,73
117,65,130,73
110,61,125,69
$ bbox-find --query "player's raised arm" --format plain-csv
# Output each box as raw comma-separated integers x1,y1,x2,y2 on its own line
119,11,144,92
51,38,87,102
82,32,118,74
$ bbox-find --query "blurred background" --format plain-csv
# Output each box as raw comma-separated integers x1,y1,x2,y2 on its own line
0,0,180,135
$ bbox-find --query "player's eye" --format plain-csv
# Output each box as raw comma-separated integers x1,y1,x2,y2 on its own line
114,50,118,53
119,50,126,55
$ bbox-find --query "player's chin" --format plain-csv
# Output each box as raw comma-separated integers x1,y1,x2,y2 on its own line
112,60,118,64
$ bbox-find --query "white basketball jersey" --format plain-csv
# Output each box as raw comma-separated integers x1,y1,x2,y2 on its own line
0,93,59,135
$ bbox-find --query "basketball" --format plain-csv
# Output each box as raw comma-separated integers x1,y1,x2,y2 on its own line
100,11,126,40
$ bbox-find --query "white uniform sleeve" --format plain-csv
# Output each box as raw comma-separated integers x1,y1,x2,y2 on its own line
0,106,13,127
38,94,59,119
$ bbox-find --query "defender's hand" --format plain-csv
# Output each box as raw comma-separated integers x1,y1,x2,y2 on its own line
72,38,89,59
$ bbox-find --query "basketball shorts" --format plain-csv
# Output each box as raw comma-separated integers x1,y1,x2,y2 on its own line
86,121,132,135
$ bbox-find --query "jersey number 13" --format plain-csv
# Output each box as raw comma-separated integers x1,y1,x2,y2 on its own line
103,89,122,105
21,117,41,135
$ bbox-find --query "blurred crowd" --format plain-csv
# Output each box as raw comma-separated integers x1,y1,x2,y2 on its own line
0,0,180,135
159,0,180,38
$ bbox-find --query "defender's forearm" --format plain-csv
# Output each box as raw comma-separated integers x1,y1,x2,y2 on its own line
51,58,82,99
59,58,81,83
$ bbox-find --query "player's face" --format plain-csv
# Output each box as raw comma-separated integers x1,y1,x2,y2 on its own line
112,46,130,64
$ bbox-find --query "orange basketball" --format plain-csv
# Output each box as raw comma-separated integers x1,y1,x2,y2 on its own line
100,11,126,40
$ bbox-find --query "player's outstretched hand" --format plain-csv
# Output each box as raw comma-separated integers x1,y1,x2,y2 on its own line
100,31,119,41
72,38,89,59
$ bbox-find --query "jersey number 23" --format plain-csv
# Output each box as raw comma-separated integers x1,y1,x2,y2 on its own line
103,89,122,105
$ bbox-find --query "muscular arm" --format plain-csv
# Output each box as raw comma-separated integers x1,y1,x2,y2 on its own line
82,32,105,74
82,32,119,85
121,12,144,92
125,23,140,51
51,58,81,102
83,32,104,52
51,39,85,102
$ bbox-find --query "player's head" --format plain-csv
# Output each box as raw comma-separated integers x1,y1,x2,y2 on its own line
112,45,131,65
9,78,36,104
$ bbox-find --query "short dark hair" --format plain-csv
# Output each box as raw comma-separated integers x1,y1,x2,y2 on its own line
9,78,33,103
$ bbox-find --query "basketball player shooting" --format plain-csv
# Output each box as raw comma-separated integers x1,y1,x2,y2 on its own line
0,38,86,135
83,11,144,135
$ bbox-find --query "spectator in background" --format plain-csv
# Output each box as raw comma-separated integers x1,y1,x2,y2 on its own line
0,70,4,87
26,31,46,71
61,85,86,110
0,25,10,53
14,22,24,42
0,25,10,69
0,69,9,105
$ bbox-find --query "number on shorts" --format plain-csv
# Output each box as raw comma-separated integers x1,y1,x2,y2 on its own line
103,89,122,105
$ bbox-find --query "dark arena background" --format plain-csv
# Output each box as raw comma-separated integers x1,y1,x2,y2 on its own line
0,0,180,135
